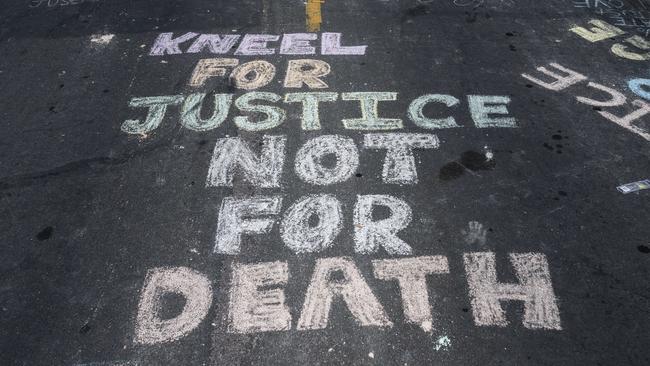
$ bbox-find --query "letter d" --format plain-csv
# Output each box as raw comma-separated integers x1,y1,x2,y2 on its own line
134,267,213,344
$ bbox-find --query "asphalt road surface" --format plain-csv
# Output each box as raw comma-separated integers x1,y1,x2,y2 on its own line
1,0,650,365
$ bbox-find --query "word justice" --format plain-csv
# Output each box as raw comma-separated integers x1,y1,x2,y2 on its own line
134,254,562,345
121,91,518,134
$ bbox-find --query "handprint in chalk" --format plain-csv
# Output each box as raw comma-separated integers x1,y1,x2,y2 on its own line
462,221,488,246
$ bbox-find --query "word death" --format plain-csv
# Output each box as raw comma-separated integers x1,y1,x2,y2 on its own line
133,254,562,344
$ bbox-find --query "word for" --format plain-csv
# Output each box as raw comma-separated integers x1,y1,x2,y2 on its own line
149,32,366,56
570,19,650,60
522,62,650,140
121,92,517,134
134,253,562,344
28,0,99,7
214,193,415,255
188,58,332,89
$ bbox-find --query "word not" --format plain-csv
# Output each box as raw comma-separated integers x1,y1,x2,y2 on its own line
121,92,517,134
149,32,366,56
522,62,650,140
134,253,562,344
570,19,650,60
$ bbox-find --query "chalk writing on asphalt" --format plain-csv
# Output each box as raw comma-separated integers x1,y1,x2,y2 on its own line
574,0,650,37
28,0,100,9
117,30,571,345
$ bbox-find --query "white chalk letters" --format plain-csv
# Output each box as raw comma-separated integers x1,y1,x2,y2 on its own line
134,253,562,343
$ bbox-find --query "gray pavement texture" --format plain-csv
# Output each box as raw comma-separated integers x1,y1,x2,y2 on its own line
1,0,650,365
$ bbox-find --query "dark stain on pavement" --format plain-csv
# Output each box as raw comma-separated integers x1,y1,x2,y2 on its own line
439,162,465,181
439,150,495,181
36,226,53,241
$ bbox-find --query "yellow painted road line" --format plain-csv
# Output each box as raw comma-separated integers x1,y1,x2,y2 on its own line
306,0,325,32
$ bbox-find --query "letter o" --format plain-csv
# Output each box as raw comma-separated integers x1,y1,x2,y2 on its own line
294,135,359,185
230,60,276,90
281,195,342,253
